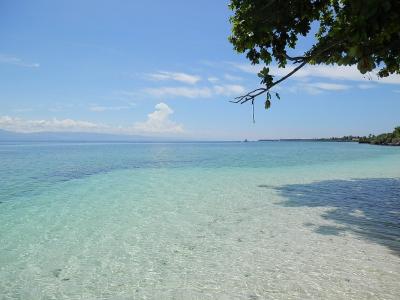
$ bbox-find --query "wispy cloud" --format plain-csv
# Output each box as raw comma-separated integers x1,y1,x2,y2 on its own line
11,108,34,113
145,84,246,99
207,76,219,83
0,116,103,133
134,102,183,134
358,84,376,89
145,86,213,98
307,82,350,91
377,75,400,84
308,83,349,95
232,63,400,85
224,73,242,81
214,84,246,96
287,82,350,95
89,104,135,112
0,53,40,68
147,71,201,84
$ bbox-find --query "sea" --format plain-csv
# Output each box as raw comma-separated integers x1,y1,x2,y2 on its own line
0,141,399,299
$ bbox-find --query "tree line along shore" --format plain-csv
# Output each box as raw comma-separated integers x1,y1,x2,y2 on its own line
258,127,400,146
316,127,400,146
358,127,400,146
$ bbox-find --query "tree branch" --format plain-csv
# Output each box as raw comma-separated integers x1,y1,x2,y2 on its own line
232,39,345,105
230,88,268,104
230,60,308,104
275,51,307,63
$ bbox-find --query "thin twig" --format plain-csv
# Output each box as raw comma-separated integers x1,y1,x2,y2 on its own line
231,60,307,105
252,100,255,123
232,39,344,105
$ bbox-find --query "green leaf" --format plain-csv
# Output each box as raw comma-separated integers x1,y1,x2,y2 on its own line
265,99,271,110
275,92,280,100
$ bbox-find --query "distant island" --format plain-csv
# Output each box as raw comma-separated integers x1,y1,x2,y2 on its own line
259,127,400,146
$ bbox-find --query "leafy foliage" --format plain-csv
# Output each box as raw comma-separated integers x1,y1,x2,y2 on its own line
229,0,400,109
359,127,400,145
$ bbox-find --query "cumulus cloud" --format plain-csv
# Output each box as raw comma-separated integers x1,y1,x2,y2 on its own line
0,53,40,68
134,103,184,134
147,71,201,84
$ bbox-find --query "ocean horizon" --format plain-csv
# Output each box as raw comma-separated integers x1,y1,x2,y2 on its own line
1,141,399,299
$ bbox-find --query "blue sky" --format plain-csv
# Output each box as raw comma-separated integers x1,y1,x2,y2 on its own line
0,0,399,140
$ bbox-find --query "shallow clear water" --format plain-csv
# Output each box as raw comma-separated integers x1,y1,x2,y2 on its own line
0,141,399,299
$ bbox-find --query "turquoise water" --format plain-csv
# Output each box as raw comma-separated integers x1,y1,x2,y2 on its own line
0,141,399,299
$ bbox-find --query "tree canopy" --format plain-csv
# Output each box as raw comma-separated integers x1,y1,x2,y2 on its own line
229,0,400,110
359,127,400,145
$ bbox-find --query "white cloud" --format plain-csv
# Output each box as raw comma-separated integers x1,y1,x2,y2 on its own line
147,71,201,84
376,75,400,84
207,76,219,83
214,84,246,96
145,86,213,98
89,105,133,112
145,84,246,99
232,63,262,74
134,103,183,134
224,74,243,81
0,103,184,135
232,63,400,85
358,84,376,89
0,116,103,133
302,86,323,95
12,108,34,113
287,82,350,95
307,82,350,91
0,53,40,68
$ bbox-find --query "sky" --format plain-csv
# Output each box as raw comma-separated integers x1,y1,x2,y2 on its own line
0,0,399,140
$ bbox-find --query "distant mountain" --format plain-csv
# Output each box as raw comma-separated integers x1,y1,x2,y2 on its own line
0,129,181,142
